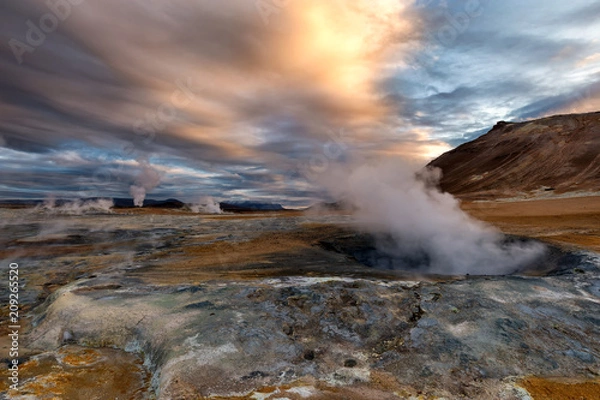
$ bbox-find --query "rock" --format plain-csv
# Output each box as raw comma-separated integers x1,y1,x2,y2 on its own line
282,323,294,336
344,359,357,368
3,210,600,399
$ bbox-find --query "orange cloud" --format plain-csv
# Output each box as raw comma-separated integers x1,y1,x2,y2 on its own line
59,0,422,162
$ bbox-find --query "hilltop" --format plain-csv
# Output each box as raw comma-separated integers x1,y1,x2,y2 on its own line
429,111,600,200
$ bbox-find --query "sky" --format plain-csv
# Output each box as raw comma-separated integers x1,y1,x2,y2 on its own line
1,0,599,206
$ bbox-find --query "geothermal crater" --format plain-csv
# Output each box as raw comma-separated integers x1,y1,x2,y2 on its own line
318,233,591,277
1,207,599,399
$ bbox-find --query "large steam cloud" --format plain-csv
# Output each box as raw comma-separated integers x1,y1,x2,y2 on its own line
320,159,546,275
190,196,222,214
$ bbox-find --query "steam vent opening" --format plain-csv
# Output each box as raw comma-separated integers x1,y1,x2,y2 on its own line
318,233,593,278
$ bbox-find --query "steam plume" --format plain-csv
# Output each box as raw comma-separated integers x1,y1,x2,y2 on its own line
190,196,222,214
38,197,114,215
321,158,546,275
130,161,162,207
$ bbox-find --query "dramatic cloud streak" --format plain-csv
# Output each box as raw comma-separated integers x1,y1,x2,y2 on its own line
0,0,599,203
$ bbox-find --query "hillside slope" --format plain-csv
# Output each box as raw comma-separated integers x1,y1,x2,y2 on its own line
429,111,600,199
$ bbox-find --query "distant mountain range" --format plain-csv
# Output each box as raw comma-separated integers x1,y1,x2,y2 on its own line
219,201,284,212
0,198,186,209
113,198,186,208
429,111,600,200
0,197,287,212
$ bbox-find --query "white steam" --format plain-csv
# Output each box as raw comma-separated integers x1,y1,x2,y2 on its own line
129,185,147,207
130,161,162,207
321,158,546,275
190,196,222,214
37,197,114,215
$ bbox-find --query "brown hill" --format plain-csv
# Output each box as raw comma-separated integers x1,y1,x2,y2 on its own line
429,111,600,200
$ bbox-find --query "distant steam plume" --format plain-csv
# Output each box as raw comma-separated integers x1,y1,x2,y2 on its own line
190,196,222,214
130,161,162,207
38,197,114,215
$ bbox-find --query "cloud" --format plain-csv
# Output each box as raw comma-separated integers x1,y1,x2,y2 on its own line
511,80,600,120
0,0,426,201
389,0,600,146
0,0,599,203
556,2,600,26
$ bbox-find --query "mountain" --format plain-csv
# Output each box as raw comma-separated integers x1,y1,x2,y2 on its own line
0,199,43,208
0,197,287,211
429,111,600,199
112,198,186,208
219,201,284,212
0,198,187,209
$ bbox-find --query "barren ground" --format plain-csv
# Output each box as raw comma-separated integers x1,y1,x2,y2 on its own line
462,196,600,252
0,199,599,399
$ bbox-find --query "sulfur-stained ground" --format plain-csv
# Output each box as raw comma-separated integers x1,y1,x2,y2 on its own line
462,195,600,252
1,199,599,399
